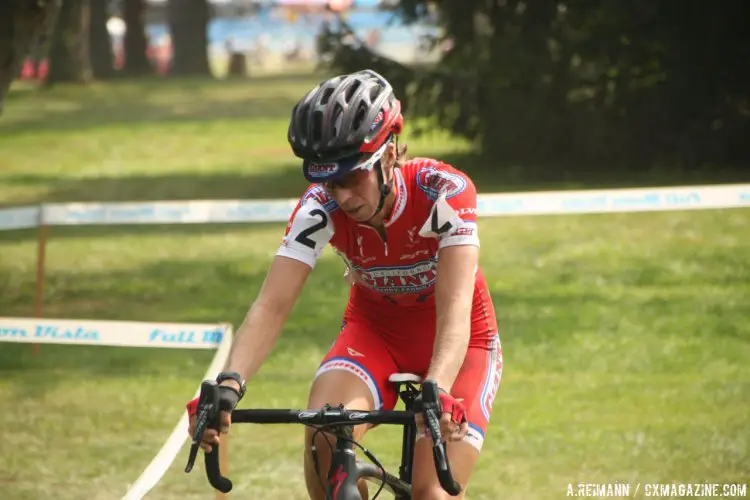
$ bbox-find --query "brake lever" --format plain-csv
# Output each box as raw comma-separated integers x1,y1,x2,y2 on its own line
184,380,220,473
421,381,463,496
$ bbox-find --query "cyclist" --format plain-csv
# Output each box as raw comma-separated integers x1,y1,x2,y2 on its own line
187,69,503,499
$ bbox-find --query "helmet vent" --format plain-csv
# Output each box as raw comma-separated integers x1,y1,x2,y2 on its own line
353,102,368,131
312,110,324,142
333,107,345,138
297,104,309,144
345,80,361,103
320,87,334,105
369,85,382,102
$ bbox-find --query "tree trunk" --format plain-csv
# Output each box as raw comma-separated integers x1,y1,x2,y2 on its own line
89,0,114,78
167,0,211,76
123,0,152,74
46,0,92,86
0,0,59,115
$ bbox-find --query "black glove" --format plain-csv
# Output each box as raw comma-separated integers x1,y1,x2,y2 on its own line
218,385,242,413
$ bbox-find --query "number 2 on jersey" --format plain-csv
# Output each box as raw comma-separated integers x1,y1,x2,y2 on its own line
295,209,328,249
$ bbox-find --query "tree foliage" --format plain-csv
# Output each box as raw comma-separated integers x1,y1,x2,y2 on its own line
322,0,750,172
0,0,58,113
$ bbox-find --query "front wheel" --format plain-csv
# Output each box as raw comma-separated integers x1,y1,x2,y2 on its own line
357,460,411,499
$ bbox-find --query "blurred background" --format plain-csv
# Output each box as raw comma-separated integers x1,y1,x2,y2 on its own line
4,0,750,180
16,0,441,78
1,1,749,499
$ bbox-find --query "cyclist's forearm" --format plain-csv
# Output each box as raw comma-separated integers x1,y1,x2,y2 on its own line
426,311,471,392
425,245,476,392
223,300,290,381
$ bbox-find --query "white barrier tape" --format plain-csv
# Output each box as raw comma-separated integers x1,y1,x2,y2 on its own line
42,199,299,226
122,326,234,500
0,206,41,230
0,317,233,499
477,183,750,216
0,184,747,232
0,317,226,349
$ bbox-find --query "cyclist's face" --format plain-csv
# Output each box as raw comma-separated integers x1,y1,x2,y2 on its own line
323,143,396,222
323,166,379,221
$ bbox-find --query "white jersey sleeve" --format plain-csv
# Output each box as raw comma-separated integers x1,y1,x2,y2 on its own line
276,198,335,269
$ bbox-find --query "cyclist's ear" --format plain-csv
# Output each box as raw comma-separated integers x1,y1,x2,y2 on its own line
381,144,396,181
386,141,397,161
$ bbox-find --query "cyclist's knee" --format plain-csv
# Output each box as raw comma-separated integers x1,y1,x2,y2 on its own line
308,368,378,410
303,425,336,461
302,370,375,499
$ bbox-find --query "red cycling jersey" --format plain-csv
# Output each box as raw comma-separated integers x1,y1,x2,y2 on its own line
277,157,498,348
276,158,503,450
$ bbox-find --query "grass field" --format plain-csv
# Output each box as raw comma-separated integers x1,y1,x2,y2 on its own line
1,75,748,500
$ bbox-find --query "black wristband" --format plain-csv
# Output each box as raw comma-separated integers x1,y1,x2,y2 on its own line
216,371,246,399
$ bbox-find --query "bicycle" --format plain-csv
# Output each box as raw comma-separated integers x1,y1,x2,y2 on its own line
184,373,463,499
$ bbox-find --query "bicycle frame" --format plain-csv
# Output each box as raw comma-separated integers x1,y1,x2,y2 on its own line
318,381,420,500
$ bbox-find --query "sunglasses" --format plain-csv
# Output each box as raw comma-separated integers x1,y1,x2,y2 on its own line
322,138,391,190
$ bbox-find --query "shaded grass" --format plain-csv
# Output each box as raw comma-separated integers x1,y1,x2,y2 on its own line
3,76,745,212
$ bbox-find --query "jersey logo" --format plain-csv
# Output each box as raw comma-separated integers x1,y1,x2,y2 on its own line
352,257,438,294
301,186,339,213
406,226,419,247
356,234,364,257
481,338,503,421
308,162,339,178
347,347,365,357
416,166,467,201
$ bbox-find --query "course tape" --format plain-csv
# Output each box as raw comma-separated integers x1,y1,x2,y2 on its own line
0,317,233,500
0,205,40,230
0,183,747,231
122,327,233,500
0,317,227,349
477,183,750,216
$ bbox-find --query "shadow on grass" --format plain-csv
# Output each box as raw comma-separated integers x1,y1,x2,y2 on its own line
0,255,349,399
3,162,309,205
1,74,328,137
3,147,750,248
436,150,750,193
8,148,750,208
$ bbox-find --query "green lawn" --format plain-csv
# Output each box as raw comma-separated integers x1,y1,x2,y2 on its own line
0,76,748,499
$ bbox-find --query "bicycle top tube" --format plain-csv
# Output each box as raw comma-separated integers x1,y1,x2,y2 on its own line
231,406,414,426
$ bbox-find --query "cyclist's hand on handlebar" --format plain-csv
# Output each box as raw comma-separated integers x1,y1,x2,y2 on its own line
185,381,242,453
186,397,229,453
415,385,469,442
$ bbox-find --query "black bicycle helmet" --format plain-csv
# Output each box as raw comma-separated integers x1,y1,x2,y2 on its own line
288,69,403,183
